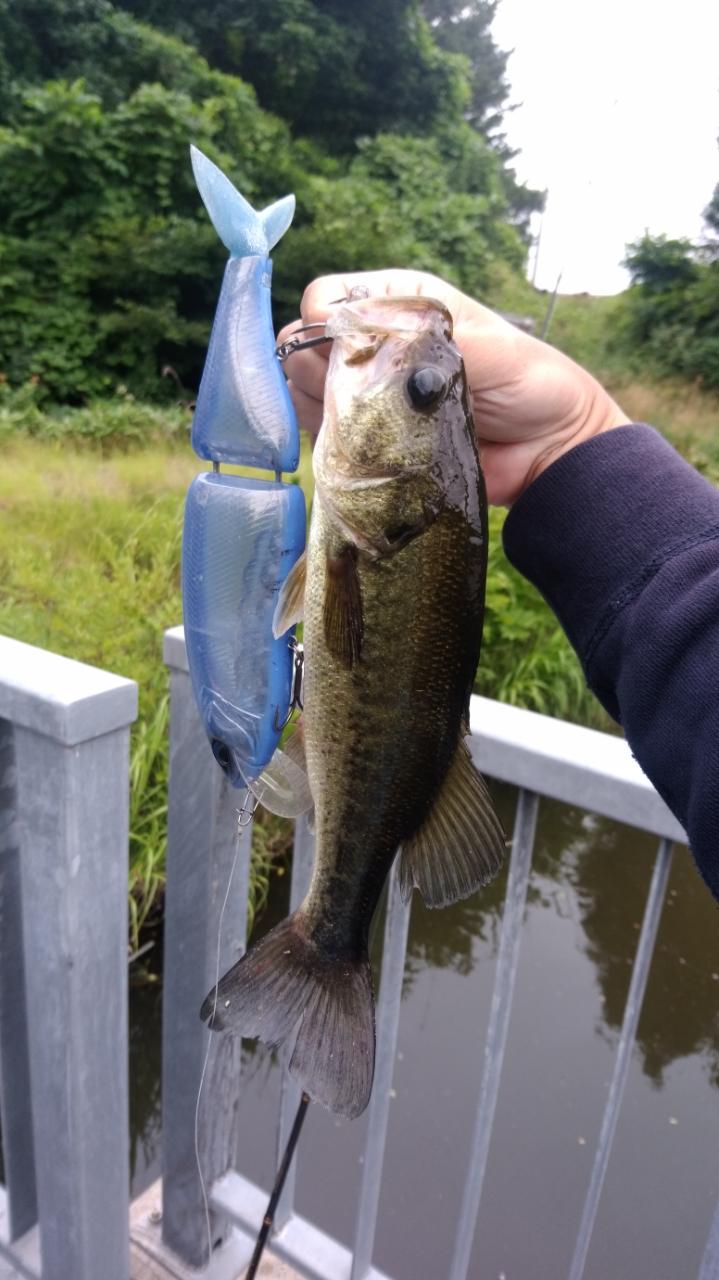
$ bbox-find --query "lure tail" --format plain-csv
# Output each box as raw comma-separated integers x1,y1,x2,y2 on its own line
190,145,295,258
201,914,375,1119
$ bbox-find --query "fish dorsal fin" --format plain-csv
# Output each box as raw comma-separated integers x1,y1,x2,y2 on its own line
250,729,313,819
190,145,295,257
399,738,506,908
273,551,307,637
324,545,363,668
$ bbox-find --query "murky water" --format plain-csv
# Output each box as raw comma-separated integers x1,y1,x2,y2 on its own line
130,783,719,1279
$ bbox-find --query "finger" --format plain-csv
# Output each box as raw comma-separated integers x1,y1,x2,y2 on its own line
287,380,323,437
299,269,451,324
281,342,331,403
300,274,366,324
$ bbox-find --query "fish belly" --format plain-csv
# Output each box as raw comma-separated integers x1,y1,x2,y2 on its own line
301,500,485,951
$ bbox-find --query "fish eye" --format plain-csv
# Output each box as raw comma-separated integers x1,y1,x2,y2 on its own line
211,739,233,772
406,367,446,410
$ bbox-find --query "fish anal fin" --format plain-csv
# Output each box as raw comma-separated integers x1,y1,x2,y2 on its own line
399,738,505,908
324,545,363,668
273,551,307,637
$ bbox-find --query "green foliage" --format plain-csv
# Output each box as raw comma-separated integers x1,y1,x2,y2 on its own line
610,234,719,390
421,0,544,238
481,510,607,729
115,0,470,156
274,131,525,310
0,0,542,404
0,426,297,943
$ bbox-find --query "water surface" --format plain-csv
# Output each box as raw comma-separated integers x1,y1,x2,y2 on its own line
130,783,719,1279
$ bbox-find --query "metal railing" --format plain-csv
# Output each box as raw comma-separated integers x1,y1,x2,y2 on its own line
157,626,719,1280
0,629,717,1279
0,635,136,1280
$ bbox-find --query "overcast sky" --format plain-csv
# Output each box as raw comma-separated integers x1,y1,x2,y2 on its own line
492,0,719,295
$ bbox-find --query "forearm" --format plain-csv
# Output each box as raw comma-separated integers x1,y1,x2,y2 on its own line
502,423,719,898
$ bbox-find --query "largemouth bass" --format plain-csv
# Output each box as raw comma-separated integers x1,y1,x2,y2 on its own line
201,295,505,1117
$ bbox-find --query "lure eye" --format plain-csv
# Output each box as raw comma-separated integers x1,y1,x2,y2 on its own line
406,367,446,410
211,739,233,772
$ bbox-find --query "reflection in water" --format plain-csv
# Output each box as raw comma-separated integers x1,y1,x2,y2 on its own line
128,784,719,1278
566,811,719,1088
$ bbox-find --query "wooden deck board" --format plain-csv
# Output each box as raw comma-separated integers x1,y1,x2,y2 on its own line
130,1180,301,1280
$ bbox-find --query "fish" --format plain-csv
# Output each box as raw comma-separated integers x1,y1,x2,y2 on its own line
200,294,505,1118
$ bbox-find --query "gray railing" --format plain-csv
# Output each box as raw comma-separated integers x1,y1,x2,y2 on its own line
0,629,717,1280
155,626,718,1280
0,636,136,1280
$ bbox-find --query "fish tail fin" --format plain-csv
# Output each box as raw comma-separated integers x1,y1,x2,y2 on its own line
190,144,295,257
200,913,375,1119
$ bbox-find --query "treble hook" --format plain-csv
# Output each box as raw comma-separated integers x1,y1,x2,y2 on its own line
273,638,304,731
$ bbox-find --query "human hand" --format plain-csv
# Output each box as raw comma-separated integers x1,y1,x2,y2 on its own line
276,269,629,506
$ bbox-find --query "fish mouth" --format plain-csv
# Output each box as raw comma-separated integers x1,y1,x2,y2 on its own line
325,294,453,363
317,461,425,490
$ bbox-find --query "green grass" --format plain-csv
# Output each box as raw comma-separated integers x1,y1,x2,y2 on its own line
2,375,718,945
0,406,312,949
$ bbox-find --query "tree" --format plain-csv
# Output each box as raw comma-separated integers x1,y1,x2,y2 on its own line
421,0,544,238
421,0,508,135
617,233,719,389
0,0,537,401
114,0,469,155
702,180,719,260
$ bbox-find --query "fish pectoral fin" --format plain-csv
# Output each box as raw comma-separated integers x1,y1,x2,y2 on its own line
399,737,506,908
323,544,363,668
273,551,307,638
249,728,314,819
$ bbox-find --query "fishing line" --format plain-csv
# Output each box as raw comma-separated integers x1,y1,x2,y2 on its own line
193,790,245,1268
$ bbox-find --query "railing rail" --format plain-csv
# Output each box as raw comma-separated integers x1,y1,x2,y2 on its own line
0,628,716,1279
160,625,718,1280
0,636,136,1280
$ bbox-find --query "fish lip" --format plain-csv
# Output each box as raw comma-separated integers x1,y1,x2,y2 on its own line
325,294,454,342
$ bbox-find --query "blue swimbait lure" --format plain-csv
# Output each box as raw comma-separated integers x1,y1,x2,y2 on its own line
182,147,306,786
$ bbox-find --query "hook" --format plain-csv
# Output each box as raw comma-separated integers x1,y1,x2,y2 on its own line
273,638,304,731
275,289,371,363
275,324,332,364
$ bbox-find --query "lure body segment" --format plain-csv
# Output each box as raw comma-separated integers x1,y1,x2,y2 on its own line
191,256,299,471
190,146,298,471
183,472,306,785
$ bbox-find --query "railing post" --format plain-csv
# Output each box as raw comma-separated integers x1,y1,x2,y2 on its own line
0,635,137,1280
351,865,411,1280
161,627,253,1272
449,788,540,1280
0,720,37,1242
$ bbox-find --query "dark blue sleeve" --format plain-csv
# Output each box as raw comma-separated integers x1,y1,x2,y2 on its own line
502,423,719,899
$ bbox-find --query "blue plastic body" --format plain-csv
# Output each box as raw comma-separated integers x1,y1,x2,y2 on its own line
182,472,306,786
191,256,299,472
